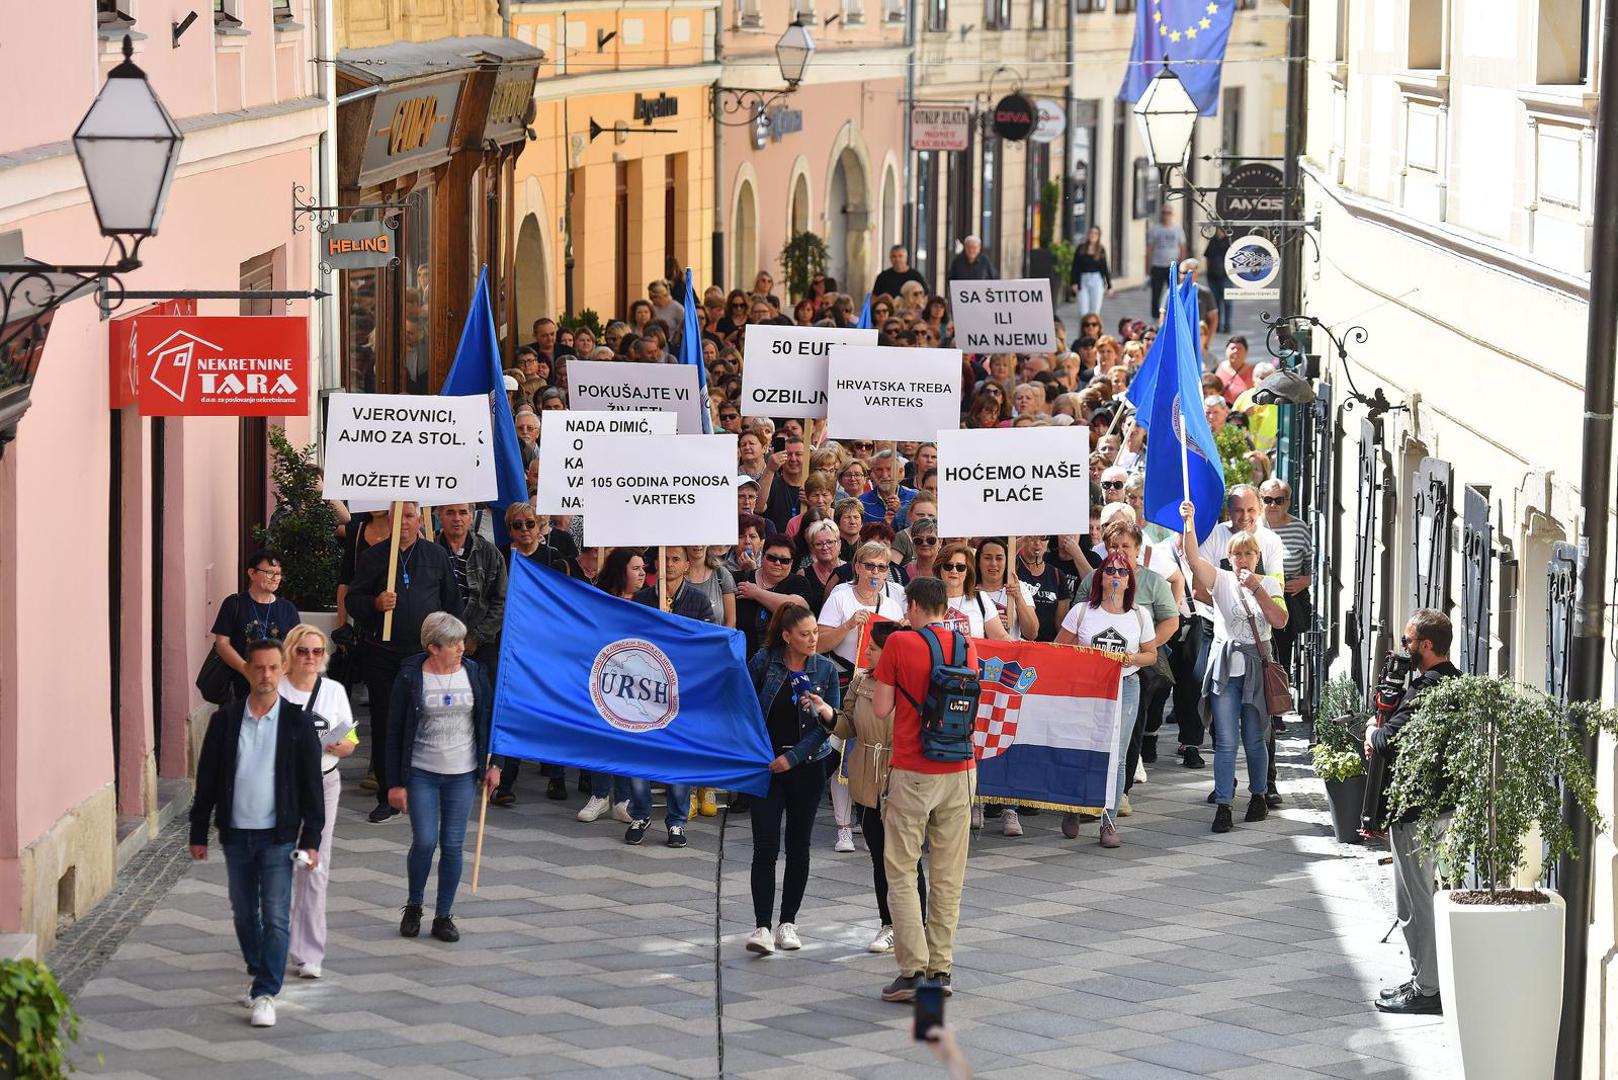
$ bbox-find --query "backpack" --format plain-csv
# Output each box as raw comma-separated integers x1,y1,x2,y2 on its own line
897,626,980,763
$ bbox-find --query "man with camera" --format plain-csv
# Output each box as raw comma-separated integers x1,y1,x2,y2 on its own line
1365,608,1460,1015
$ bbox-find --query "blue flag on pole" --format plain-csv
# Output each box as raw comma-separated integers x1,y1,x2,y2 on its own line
855,293,873,329
1117,0,1237,116
441,266,527,510
491,557,774,795
679,267,712,432
1121,271,1196,422
1142,267,1225,541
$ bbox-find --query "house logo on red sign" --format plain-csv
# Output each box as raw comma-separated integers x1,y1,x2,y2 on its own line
122,316,310,416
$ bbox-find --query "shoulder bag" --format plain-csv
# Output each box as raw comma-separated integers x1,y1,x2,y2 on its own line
1239,588,1294,716
195,594,239,705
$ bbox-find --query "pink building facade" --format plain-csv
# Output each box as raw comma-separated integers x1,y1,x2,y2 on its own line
0,1,323,954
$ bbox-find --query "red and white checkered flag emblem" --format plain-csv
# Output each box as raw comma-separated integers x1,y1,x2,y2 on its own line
973,686,1022,760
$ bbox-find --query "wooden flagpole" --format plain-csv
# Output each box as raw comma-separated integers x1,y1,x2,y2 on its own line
658,546,668,611
470,753,491,893
381,502,404,642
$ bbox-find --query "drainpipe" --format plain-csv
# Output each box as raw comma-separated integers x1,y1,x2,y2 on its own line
1555,1,1618,1074
500,0,510,37
1059,0,1074,244
712,6,727,285
1278,0,1308,314
316,0,340,443
902,0,917,255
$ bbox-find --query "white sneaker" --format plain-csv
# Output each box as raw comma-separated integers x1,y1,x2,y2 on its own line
610,800,633,824
1002,809,1023,837
249,996,276,1028
744,925,775,955
970,805,984,830
834,827,855,853
1119,793,1133,818
238,991,254,1008
1134,759,1148,785
775,922,801,950
868,924,895,953
576,795,611,822
298,962,322,979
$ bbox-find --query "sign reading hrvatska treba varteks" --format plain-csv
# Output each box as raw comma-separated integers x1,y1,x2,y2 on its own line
948,278,1057,355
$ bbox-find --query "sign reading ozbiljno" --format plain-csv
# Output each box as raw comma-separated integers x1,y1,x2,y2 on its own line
321,392,497,505
741,325,877,418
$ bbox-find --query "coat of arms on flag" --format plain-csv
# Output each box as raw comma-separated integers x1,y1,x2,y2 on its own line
974,657,1037,760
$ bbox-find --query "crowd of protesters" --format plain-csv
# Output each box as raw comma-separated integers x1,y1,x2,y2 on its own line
193,240,1309,1024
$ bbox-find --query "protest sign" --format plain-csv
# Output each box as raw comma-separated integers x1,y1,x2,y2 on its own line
534,410,677,514
321,392,497,504
947,278,1058,355
740,325,877,418
825,345,962,441
566,360,704,433
579,434,738,547
935,426,1091,538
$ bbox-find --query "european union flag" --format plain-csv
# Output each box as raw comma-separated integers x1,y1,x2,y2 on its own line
441,266,527,509
855,293,873,330
678,267,712,432
1118,0,1237,116
491,557,775,795
1142,266,1225,541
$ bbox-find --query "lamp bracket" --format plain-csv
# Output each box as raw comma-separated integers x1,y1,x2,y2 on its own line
712,85,800,128
291,183,419,235
95,286,332,321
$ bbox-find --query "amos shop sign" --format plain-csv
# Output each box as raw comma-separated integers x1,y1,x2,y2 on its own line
119,316,310,416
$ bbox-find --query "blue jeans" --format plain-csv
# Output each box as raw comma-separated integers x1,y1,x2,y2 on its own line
1108,674,1140,815
405,769,475,916
628,779,691,829
221,829,295,1000
1211,674,1270,804
589,772,625,802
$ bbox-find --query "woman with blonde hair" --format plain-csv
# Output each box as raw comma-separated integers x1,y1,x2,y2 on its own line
280,624,358,978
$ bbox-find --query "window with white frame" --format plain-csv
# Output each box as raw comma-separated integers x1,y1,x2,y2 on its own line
738,0,763,28
928,0,948,31
1536,0,1588,84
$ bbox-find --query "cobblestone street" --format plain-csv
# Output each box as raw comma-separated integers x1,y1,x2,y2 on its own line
62,728,1453,1080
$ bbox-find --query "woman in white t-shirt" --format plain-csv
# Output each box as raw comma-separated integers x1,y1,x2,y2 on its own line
279,624,358,980
975,538,1039,641
935,541,1012,640
1056,549,1157,849
1180,500,1288,835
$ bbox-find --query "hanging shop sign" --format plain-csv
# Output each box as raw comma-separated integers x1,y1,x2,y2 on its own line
483,64,541,143
991,94,1036,142
321,220,397,272
1031,98,1066,144
1215,162,1286,222
1225,234,1281,300
125,315,310,416
910,105,973,152
358,76,465,186
109,298,196,409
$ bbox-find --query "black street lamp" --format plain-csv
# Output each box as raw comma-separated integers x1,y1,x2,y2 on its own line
0,35,182,445
713,18,816,127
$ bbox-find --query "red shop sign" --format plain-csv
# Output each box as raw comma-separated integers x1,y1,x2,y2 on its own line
123,315,310,416
109,298,196,409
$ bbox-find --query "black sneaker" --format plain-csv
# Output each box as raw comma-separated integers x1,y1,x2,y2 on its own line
490,790,516,807
1212,804,1233,833
666,824,687,848
546,778,568,801
369,804,398,823
625,819,650,845
399,903,423,938
925,972,953,997
1182,746,1206,769
881,973,923,1002
431,915,459,943
1265,791,1284,809
1245,795,1268,822
1141,737,1158,764
983,804,1003,819
1207,790,1218,804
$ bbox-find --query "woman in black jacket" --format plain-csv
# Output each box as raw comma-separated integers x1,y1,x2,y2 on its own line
1068,226,1113,320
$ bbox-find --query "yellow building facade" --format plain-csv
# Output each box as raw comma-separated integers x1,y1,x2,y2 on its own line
509,1,719,328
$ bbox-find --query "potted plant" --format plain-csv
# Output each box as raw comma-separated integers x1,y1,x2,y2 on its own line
255,426,340,631
0,958,86,1077
1386,676,1617,1080
1311,674,1367,843
779,231,829,302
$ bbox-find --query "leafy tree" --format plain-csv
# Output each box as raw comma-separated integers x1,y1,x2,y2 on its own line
254,427,339,611
779,232,829,302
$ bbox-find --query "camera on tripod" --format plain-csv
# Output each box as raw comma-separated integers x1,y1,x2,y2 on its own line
1360,650,1416,839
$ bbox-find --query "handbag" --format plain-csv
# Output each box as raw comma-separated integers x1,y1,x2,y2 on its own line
195,648,235,705
1240,591,1295,717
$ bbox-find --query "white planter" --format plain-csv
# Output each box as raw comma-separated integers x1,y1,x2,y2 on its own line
1435,888,1564,1080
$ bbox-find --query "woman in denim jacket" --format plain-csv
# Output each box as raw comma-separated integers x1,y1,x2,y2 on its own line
743,604,842,956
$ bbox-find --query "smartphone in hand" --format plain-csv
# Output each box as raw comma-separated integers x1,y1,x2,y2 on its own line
913,981,945,1041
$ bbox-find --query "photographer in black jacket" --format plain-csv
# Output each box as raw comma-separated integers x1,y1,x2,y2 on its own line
348,502,465,822
1365,608,1460,1016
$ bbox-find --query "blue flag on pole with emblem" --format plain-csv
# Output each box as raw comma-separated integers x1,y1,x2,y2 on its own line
1118,0,1237,116
491,557,774,795
441,266,528,511
1142,266,1224,541
1121,270,1196,421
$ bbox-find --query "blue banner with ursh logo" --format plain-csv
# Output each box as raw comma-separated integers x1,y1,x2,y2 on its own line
491,556,775,795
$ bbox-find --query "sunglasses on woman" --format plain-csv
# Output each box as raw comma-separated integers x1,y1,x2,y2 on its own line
762,553,793,565
510,520,538,531
913,537,939,547
1100,480,1125,491
1261,495,1286,505
294,645,326,657
940,562,968,572
1102,566,1129,578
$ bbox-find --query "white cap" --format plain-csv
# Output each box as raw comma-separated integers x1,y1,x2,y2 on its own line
736,474,760,489
502,374,520,391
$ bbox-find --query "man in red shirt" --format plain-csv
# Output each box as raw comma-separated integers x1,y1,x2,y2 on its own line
872,576,977,1002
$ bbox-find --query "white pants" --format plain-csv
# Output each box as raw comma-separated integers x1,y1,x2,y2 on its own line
1076,272,1106,321
289,768,340,968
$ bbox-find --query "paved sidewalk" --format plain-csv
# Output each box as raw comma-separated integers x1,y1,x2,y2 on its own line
64,725,1452,1080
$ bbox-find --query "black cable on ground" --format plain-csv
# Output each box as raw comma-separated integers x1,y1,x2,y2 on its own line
712,804,730,1079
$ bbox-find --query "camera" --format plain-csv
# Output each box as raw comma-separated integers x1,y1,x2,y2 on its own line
1360,649,1416,838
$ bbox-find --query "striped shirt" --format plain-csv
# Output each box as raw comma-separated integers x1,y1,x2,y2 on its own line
1270,516,1313,578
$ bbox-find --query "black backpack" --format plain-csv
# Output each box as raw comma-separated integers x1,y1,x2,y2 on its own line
897,627,980,763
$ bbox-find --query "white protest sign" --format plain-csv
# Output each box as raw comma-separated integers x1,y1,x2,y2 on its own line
579,434,739,547
825,345,962,441
948,278,1058,355
565,360,704,433
321,392,497,504
534,410,677,514
935,426,1092,538
740,325,877,418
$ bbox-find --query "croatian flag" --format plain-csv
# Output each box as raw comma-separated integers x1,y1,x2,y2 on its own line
971,641,1124,813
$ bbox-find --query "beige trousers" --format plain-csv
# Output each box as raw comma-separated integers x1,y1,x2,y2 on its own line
882,767,975,977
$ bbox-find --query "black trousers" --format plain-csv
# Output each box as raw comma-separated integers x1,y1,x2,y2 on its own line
750,764,827,928
858,803,925,927
1126,657,1172,793
1170,618,1205,747
358,644,404,805
1150,265,1173,314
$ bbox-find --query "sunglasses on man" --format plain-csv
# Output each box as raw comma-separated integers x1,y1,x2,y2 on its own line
1261,495,1287,505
